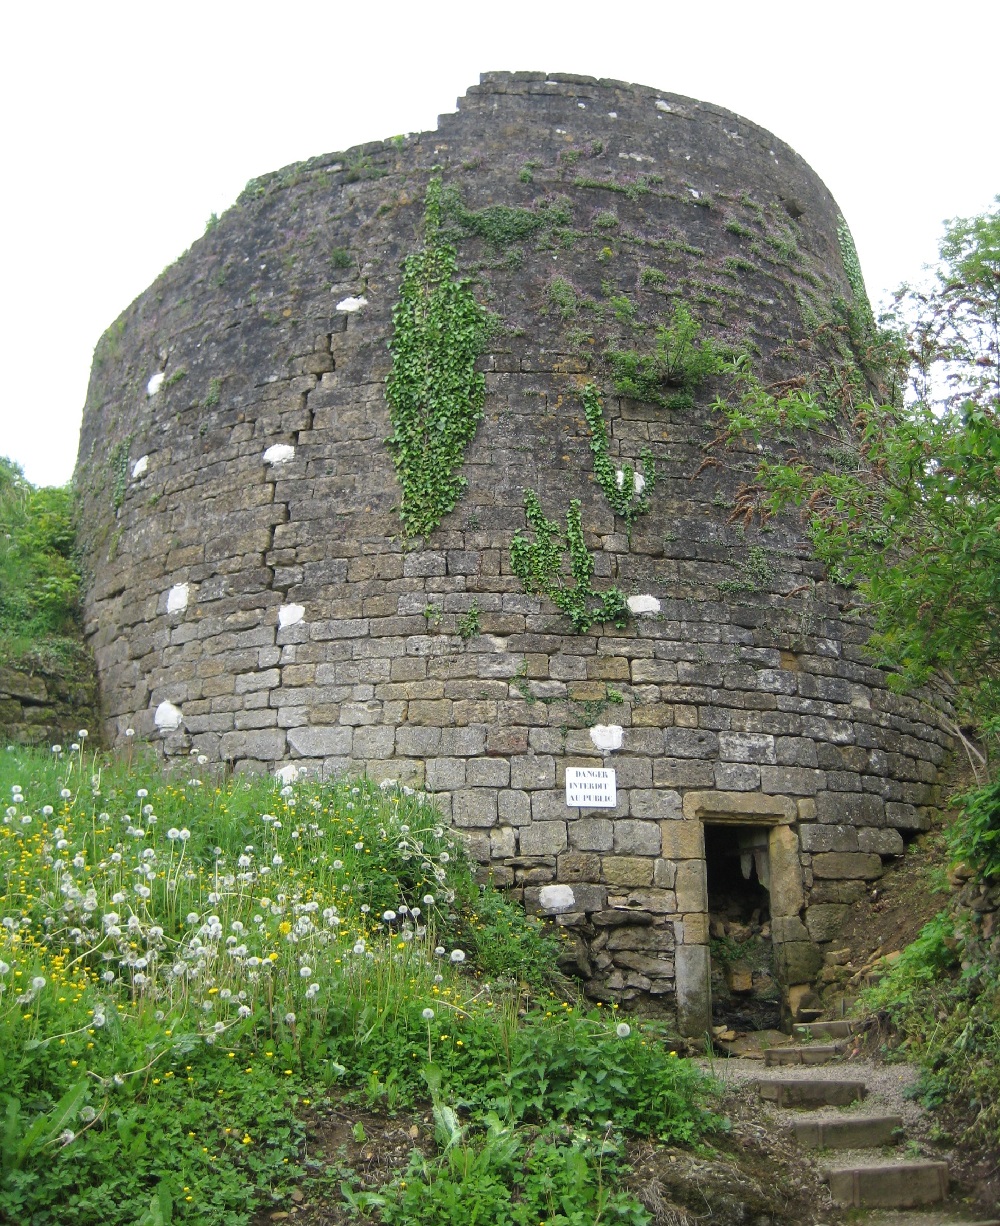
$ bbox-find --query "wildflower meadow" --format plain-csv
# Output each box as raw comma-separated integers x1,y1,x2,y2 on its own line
0,739,719,1224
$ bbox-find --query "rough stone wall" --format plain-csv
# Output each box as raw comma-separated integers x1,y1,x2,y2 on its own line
0,646,102,748
74,72,953,1028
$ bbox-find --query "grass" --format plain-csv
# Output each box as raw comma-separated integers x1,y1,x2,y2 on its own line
0,745,720,1224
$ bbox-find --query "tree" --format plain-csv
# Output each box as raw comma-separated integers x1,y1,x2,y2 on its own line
716,199,1000,748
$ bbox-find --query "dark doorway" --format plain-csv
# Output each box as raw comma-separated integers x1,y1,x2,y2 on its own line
705,824,780,1031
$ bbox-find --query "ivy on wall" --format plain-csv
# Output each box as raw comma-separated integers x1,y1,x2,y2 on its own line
582,384,656,527
385,180,493,537
510,491,629,632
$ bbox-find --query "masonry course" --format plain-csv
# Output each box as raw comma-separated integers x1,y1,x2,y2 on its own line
75,72,953,1028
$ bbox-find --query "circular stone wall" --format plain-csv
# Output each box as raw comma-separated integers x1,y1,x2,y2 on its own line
75,72,952,1029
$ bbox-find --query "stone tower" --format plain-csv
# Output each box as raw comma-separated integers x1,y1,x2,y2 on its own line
75,72,951,1032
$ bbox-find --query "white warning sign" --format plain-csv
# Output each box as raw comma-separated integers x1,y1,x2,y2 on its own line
565,767,617,809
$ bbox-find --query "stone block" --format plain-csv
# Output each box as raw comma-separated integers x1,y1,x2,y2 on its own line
558,851,602,881
775,941,823,984
659,819,705,860
219,729,287,761
811,852,883,880
602,856,654,887
718,732,776,763
825,1161,947,1209
610,952,674,977
519,822,568,855
653,858,677,889
799,824,858,853
498,790,531,823
613,820,661,855
628,788,682,819
441,726,487,755
286,725,353,757
490,826,516,858
674,860,708,913
453,790,498,828
511,754,556,789
805,903,850,943
675,944,711,1037
714,762,761,791
425,757,466,791
769,824,805,916
569,818,614,851
858,827,905,855
467,757,510,787
662,728,719,759
395,725,443,756
771,915,809,943
885,801,930,830
606,925,675,951
620,889,676,914
759,766,825,795
677,912,709,943
816,791,886,824
352,726,395,758
682,790,797,823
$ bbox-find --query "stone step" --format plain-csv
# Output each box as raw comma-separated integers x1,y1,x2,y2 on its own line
756,1078,867,1108
764,1043,843,1067
791,1114,903,1148
794,1019,859,1041
857,1213,1000,1226
824,1161,949,1208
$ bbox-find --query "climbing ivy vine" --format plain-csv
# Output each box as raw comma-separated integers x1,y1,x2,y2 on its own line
510,491,629,632
581,384,656,527
385,179,493,537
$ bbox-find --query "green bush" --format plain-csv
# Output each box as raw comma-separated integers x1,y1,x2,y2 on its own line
0,458,81,656
606,304,727,408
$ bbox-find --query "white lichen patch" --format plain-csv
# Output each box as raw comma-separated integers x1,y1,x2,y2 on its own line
539,884,576,913
131,455,149,479
153,701,183,732
627,594,661,615
263,444,295,465
335,296,368,312
278,603,305,629
619,151,654,163
607,111,617,119
615,469,646,495
166,583,189,614
146,372,165,396
655,99,672,112
590,724,624,753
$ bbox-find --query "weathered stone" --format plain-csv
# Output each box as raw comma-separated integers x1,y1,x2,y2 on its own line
811,852,883,880
775,941,824,984
519,822,567,856
805,904,850,943
601,856,654,887
569,818,614,851
659,819,705,860
674,860,708,913
769,824,805,917
799,823,858,853
287,725,352,757
682,791,797,823
613,820,661,855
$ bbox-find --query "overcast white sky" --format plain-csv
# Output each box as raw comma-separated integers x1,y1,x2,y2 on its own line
2,0,996,487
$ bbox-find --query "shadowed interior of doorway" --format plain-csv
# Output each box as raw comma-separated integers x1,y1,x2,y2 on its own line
706,823,781,1031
